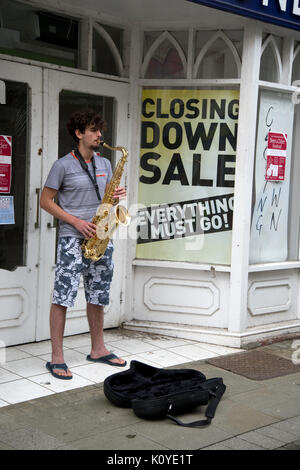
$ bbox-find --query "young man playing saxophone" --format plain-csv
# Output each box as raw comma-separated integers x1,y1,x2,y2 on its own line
40,109,127,379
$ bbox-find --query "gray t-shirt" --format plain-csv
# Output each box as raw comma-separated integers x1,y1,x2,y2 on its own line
44,151,113,238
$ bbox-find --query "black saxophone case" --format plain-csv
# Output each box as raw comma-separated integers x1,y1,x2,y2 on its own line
104,360,226,427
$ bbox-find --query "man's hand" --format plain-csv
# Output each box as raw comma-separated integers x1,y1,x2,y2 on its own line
73,219,97,238
113,186,127,202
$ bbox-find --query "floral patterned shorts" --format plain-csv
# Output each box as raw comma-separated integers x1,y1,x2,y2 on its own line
52,237,114,307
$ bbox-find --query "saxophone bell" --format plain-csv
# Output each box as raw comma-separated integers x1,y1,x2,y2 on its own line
116,205,131,226
95,204,130,241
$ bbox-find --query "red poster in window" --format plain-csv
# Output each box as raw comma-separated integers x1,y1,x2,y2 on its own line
0,136,12,193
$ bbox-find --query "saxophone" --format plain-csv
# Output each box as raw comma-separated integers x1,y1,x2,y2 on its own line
81,141,130,261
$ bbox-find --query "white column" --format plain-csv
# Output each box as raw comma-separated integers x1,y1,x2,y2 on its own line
282,37,294,85
78,17,93,71
228,22,262,334
187,28,195,79
123,24,143,322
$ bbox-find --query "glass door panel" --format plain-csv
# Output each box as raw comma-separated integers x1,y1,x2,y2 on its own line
59,91,115,160
51,91,116,260
0,80,29,270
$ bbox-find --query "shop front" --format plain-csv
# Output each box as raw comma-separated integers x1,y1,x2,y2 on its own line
0,0,300,348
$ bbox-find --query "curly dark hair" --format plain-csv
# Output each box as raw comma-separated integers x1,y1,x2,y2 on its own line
67,109,105,143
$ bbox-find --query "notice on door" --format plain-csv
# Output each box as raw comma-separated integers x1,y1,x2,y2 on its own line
0,135,12,193
265,132,287,181
0,196,15,224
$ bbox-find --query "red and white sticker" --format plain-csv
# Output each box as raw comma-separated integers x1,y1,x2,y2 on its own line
0,135,12,157
265,155,286,181
267,132,287,156
265,132,287,181
0,136,12,193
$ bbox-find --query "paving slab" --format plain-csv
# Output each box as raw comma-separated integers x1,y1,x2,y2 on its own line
68,426,168,450
214,436,265,450
129,419,233,450
203,443,232,450
234,429,284,449
227,381,300,420
211,398,279,434
254,425,298,445
269,420,300,437
277,439,300,450
0,426,65,450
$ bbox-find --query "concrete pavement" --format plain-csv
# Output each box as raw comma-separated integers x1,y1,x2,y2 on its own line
0,338,300,452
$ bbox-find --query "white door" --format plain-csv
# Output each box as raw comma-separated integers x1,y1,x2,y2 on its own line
36,69,129,340
0,60,43,346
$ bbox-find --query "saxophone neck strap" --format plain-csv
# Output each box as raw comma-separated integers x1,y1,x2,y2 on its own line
74,149,101,201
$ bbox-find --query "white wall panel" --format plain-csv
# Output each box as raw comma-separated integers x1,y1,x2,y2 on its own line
133,267,229,328
247,270,298,327
144,277,219,315
0,287,29,328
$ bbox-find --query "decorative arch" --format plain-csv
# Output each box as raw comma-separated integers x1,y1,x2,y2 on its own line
260,35,283,82
193,30,241,79
294,43,300,62
93,23,124,77
292,42,300,83
141,31,187,78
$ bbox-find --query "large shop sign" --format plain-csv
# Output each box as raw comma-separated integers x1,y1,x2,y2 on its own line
187,0,300,31
137,89,239,265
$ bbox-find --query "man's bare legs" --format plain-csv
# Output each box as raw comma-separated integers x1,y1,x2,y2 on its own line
49,303,72,378
87,303,125,365
49,303,125,379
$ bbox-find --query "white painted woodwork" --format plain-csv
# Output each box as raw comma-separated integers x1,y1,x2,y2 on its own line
228,23,262,334
0,60,43,346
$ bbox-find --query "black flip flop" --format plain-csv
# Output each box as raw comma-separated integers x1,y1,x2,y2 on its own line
46,362,73,380
86,353,127,367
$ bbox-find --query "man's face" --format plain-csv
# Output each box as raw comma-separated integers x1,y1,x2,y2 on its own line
77,124,102,150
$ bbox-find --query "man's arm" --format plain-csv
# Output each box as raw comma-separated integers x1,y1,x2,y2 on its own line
40,186,96,238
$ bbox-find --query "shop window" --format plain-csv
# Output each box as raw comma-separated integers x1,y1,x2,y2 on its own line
260,35,282,83
0,0,78,67
142,31,187,79
137,86,240,265
194,31,241,79
292,42,300,84
92,23,125,77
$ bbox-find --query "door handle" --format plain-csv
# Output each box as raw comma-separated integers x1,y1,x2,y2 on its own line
47,216,58,229
47,194,59,228
35,188,41,229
